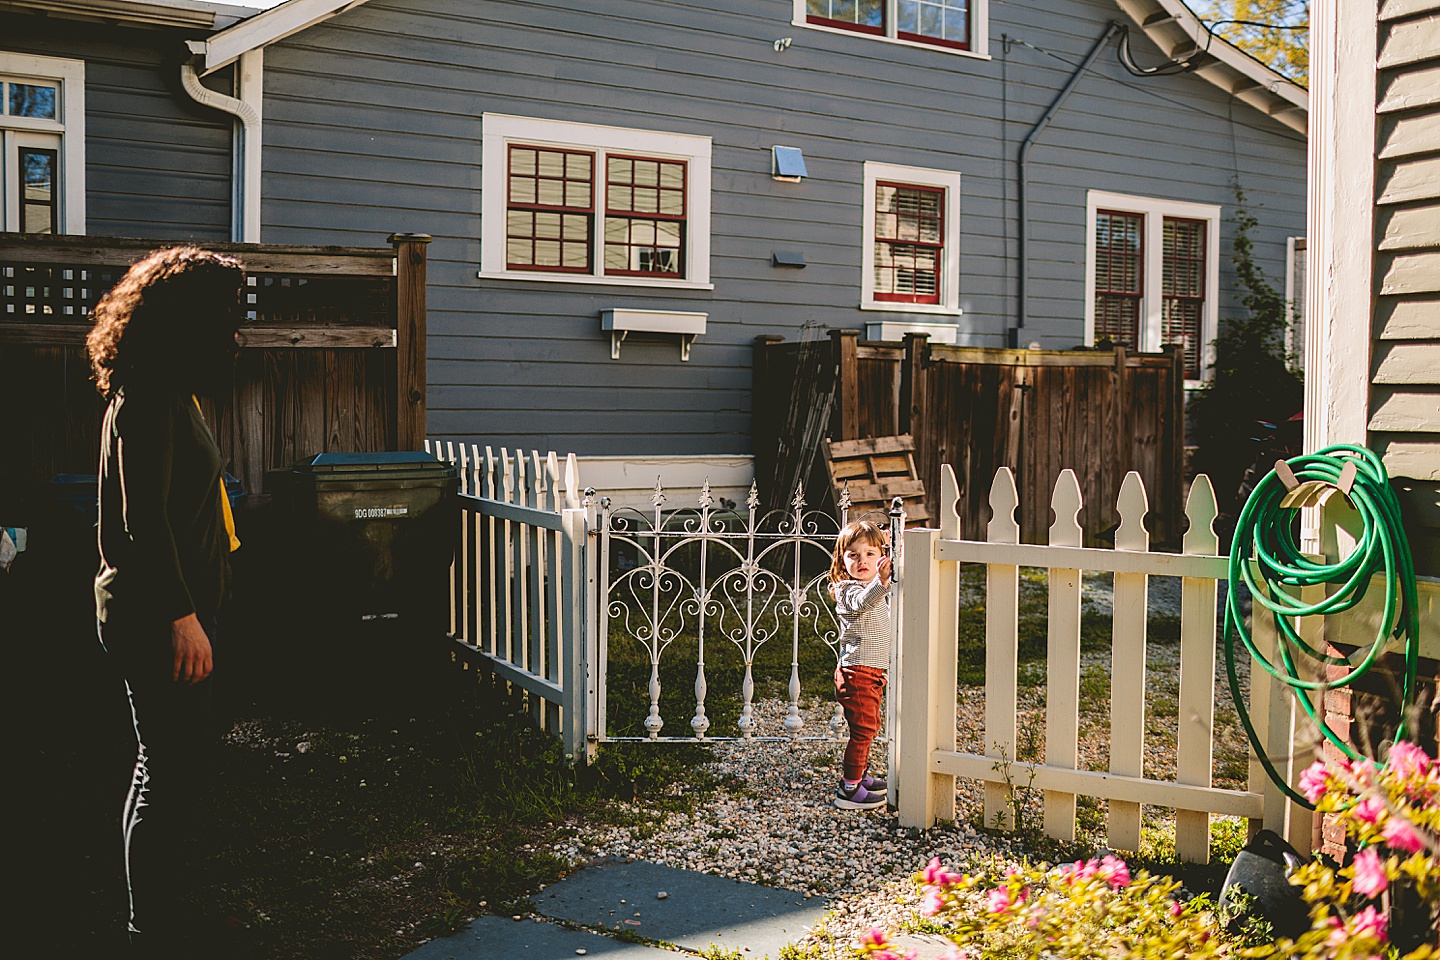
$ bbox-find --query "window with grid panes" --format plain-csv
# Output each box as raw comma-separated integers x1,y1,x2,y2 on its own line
1,56,83,235
874,182,943,304
604,155,686,277
804,0,973,50
1094,210,1143,347
505,145,594,273
1161,217,1206,379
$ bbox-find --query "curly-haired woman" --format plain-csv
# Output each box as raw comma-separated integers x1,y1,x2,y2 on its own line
86,246,245,957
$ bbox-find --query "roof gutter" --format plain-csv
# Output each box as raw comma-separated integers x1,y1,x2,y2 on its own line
180,46,262,242
1015,21,1122,347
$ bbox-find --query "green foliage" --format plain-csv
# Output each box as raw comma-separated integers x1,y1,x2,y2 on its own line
1188,189,1303,516
1199,0,1308,83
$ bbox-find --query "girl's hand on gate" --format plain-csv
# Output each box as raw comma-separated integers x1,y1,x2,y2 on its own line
878,555,892,586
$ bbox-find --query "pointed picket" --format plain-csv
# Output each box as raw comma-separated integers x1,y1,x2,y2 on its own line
1044,469,1084,842
939,463,961,540
1109,471,1150,852
985,467,1021,831
1175,474,1220,862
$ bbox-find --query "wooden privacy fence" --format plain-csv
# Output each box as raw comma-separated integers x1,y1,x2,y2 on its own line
893,463,1314,863
424,440,591,760
754,331,1186,545
0,232,430,499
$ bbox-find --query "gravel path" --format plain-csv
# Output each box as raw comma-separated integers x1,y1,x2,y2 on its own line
553,574,1253,949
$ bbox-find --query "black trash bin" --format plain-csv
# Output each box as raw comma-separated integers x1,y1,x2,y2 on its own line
284,451,458,630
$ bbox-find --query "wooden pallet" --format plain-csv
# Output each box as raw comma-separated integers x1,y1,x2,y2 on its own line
823,435,930,524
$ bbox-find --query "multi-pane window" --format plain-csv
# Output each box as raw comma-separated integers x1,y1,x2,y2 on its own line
802,0,976,52
506,145,593,272
873,182,943,303
0,55,83,235
1094,210,1144,347
604,156,686,277
1086,191,1219,381
482,115,712,288
1161,217,1206,379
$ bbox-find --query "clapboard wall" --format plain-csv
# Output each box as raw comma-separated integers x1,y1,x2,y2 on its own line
253,0,1307,456
0,13,233,242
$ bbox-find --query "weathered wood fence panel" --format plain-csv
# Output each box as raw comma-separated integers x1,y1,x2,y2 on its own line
0,232,429,499
754,332,1186,544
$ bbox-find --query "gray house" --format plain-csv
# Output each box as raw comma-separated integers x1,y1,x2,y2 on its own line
0,0,1307,459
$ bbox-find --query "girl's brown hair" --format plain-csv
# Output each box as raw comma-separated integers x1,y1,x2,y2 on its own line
829,519,890,584
86,246,245,397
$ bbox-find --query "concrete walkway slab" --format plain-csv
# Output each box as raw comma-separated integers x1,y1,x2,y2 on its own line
401,914,663,960
536,858,830,959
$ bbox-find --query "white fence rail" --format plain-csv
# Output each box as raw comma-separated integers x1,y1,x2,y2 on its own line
424,441,592,761
894,463,1312,863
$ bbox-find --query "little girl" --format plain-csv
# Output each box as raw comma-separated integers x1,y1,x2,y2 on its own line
829,519,893,810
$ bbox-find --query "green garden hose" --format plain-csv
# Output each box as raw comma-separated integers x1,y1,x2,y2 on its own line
1222,443,1421,808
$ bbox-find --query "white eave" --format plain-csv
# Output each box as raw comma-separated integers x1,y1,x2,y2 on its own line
190,0,373,74
1113,0,1309,134
0,0,261,30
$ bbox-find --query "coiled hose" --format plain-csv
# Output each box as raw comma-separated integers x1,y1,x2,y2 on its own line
1223,443,1421,808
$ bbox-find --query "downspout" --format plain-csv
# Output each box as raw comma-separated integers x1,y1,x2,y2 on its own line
180,45,263,243
1014,21,1121,347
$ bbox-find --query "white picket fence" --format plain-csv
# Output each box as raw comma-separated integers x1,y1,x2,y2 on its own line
422,443,1310,862
423,440,592,761
893,463,1312,863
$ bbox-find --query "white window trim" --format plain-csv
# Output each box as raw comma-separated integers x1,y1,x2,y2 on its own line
862,160,963,316
479,113,713,290
791,0,990,60
1083,189,1220,385
0,52,85,234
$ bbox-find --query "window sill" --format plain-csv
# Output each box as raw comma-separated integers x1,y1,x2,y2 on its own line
793,20,992,61
859,301,963,316
478,270,714,291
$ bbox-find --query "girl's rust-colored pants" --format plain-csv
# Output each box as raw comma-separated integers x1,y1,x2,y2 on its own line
835,664,886,782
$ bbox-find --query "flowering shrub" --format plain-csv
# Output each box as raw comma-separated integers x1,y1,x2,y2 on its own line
851,741,1438,960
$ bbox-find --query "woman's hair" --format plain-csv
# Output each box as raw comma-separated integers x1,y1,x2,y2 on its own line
87,246,246,397
829,519,891,583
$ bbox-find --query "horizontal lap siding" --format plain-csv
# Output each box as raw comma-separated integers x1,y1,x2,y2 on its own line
258,0,1305,455
1,14,232,241
1374,0,1440,574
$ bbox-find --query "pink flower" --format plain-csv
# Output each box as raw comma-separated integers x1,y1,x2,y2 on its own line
1350,905,1388,943
1299,760,1331,804
1099,855,1131,888
861,926,890,949
1386,740,1434,780
1170,901,1183,918
986,887,1014,914
920,890,946,917
1353,794,1386,825
1381,816,1427,854
921,857,959,886
1350,848,1388,897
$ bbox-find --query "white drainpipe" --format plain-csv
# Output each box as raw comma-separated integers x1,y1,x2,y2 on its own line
180,45,263,243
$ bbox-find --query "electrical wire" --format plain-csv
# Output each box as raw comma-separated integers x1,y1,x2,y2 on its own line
1223,444,1421,807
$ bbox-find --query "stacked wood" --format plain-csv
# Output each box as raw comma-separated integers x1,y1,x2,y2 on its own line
824,435,930,523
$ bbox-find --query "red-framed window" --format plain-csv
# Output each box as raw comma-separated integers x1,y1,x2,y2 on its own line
505,144,594,273
897,0,971,50
806,0,885,35
1161,216,1206,379
873,181,944,304
1093,209,1143,348
603,154,687,278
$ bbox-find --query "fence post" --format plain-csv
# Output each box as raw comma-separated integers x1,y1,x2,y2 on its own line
829,329,860,441
561,505,589,763
389,233,430,451
901,332,931,517
1044,469,1084,843
897,526,941,828
1109,471,1149,853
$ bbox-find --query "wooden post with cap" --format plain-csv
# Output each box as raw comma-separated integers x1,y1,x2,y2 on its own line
391,232,431,451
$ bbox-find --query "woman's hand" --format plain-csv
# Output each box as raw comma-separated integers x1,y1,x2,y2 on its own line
171,613,213,684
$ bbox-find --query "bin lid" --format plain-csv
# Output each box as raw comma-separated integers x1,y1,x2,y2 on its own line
294,451,456,480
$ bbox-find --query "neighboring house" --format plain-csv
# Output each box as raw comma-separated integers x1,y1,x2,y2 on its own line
0,0,1307,459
